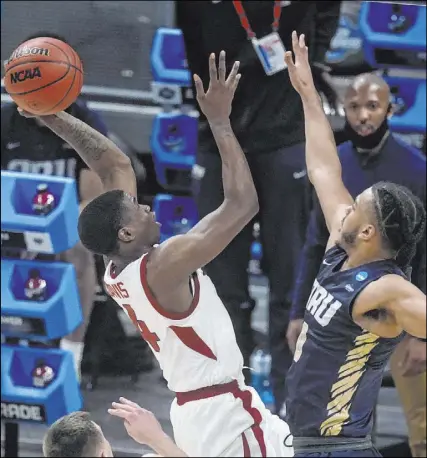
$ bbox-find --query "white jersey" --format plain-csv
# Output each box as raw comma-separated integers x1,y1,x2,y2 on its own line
103,252,245,392
104,251,294,457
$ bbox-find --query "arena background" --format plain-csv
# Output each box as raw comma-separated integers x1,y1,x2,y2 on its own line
1,1,425,457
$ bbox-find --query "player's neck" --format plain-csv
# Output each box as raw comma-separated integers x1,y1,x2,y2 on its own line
344,247,389,270
110,247,151,274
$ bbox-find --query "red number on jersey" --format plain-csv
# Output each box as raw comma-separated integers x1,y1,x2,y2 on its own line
122,304,160,352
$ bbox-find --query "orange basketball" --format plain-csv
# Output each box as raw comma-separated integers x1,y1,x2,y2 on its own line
4,37,84,115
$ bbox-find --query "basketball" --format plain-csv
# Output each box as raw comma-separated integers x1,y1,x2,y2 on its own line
4,37,83,115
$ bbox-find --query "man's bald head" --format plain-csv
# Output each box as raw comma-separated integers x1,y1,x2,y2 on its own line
345,73,390,100
344,73,392,139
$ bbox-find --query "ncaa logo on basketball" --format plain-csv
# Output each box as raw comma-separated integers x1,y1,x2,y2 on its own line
356,271,368,282
10,67,42,84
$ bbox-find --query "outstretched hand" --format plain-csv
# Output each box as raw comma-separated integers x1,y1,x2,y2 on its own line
108,397,165,447
194,51,240,124
285,31,317,98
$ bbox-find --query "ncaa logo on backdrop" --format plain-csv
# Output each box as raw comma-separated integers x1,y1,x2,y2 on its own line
356,271,368,282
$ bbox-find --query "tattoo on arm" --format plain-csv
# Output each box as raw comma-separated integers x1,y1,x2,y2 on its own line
40,111,129,175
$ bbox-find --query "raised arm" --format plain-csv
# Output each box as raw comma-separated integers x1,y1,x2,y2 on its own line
285,32,353,234
148,51,259,289
18,109,137,197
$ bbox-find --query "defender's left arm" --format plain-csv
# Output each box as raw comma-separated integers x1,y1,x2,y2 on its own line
387,276,426,339
353,275,426,339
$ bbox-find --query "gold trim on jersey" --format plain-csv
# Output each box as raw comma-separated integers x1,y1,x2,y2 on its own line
320,331,380,436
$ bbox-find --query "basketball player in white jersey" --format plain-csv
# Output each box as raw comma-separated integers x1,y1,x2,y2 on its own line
19,51,293,457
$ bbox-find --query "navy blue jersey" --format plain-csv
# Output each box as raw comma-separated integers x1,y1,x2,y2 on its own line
285,245,405,438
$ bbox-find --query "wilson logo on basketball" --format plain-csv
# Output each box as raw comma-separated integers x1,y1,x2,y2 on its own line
10,67,42,84
7,46,50,63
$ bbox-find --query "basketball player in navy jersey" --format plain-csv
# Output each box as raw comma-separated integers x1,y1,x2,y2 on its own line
283,32,426,457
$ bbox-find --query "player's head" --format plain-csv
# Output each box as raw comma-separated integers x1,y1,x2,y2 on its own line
78,190,161,258
344,73,392,149
23,32,69,44
43,411,113,457
338,182,426,275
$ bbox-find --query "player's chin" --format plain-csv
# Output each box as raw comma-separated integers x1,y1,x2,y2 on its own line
154,225,161,243
336,234,345,249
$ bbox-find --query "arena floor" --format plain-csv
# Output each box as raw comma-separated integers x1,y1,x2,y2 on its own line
1,276,410,457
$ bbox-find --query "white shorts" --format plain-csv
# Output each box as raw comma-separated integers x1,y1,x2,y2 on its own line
170,381,294,457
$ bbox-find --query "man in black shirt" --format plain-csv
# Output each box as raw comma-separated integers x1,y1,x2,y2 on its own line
177,0,341,415
1,30,110,376
1,97,106,376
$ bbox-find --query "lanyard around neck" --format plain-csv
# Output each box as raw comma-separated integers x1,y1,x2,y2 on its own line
232,0,283,39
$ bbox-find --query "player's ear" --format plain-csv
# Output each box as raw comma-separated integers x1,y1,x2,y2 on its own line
387,102,395,119
359,223,376,242
117,226,135,243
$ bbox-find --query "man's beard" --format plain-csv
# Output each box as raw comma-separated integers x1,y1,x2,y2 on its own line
344,117,389,151
340,228,359,249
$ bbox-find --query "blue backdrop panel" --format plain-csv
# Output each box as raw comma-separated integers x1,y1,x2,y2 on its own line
151,27,191,86
152,194,198,242
360,2,426,69
1,345,82,425
1,172,79,254
386,76,426,134
1,259,82,340
151,112,197,189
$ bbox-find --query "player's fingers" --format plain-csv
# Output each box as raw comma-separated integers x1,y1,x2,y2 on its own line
226,61,240,87
112,401,134,412
208,53,218,84
284,51,295,68
17,107,36,118
231,73,241,92
291,31,300,56
108,409,130,420
119,397,140,408
193,74,205,100
218,50,226,83
299,33,306,50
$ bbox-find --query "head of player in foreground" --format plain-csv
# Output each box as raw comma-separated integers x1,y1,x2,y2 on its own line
78,189,162,259
337,181,425,277
43,411,113,457
42,398,187,458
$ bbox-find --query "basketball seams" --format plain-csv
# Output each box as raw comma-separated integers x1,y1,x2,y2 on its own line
41,38,71,65
43,44,79,115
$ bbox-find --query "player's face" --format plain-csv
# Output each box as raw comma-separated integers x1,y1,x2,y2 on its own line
338,188,376,250
127,198,161,247
93,422,113,457
344,83,390,136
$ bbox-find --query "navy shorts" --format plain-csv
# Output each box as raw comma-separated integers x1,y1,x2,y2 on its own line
295,447,382,458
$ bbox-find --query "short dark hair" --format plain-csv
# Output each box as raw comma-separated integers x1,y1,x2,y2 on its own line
78,190,127,256
371,182,426,277
24,32,69,44
43,411,103,457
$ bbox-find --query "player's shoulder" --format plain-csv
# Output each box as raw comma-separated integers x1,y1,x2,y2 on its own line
356,273,409,305
103,250,150,279
337,140,353,158
391,134,426,160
